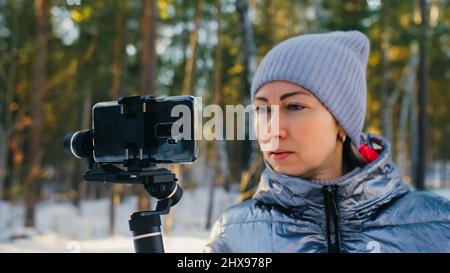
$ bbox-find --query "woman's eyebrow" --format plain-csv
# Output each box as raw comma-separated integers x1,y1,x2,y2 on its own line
254,96,268,102
254,90,311,102
280,90,311,100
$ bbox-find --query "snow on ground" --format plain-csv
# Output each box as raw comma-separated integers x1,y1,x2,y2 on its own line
0,233,210,253
0,187,240,253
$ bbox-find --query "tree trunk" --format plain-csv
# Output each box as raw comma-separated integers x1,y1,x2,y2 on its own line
379,0,390,139
0,1,20,201
263,0,274,47
236,0,258,105
71,154,82,207
397,44,419,179
415,0,429,190
24,0,49,227
109,184,121,236
206,1,226,230
181,0,201,96
111,5,124,100
109,4,125,235
180,0,201,193
163,0,202,234
71,92,91,208
140,0,157,95
136,0,158,212
236,0,261,201
0,124,7,201
410,67,419,187
239,153,264,201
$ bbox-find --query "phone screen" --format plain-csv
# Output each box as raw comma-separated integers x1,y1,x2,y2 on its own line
92,96,198,164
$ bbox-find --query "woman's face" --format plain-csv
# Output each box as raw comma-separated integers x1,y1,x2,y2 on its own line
254,81,345,179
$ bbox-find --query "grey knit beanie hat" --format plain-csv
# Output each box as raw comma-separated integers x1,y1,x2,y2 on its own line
251,30,370,147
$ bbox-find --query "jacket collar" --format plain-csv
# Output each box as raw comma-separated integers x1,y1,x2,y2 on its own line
252,133,410,220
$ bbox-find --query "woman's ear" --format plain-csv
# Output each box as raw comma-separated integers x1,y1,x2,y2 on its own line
337,127,347,143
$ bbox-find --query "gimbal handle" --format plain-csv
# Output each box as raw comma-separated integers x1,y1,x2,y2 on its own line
83,159,182,253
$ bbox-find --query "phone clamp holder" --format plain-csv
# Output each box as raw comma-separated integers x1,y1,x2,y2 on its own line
80,95,183,253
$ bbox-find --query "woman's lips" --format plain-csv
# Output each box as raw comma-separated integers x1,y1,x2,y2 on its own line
269,150,294,160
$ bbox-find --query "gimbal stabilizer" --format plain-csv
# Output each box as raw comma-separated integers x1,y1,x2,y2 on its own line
64,96,184,253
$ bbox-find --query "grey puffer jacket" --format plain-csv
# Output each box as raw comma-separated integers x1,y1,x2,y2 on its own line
204,134,450,253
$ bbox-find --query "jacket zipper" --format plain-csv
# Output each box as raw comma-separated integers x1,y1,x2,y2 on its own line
323,185,341,253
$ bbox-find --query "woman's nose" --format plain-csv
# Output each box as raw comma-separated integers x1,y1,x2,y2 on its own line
257,107,287,141
266,120,287,139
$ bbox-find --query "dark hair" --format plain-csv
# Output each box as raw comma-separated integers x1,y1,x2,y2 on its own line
343,137,366,170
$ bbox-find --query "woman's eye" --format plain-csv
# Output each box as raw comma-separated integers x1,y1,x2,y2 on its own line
255,106,270,113
286,104,305,111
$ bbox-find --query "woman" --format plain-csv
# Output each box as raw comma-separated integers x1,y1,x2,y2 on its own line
204,31,450,253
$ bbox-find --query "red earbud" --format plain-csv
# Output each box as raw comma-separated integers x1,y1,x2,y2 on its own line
358,144,380,164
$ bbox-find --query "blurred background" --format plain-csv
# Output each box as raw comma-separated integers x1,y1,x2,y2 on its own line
0,0,449,252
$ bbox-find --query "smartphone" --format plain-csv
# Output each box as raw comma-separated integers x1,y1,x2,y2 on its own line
92,95,199,164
